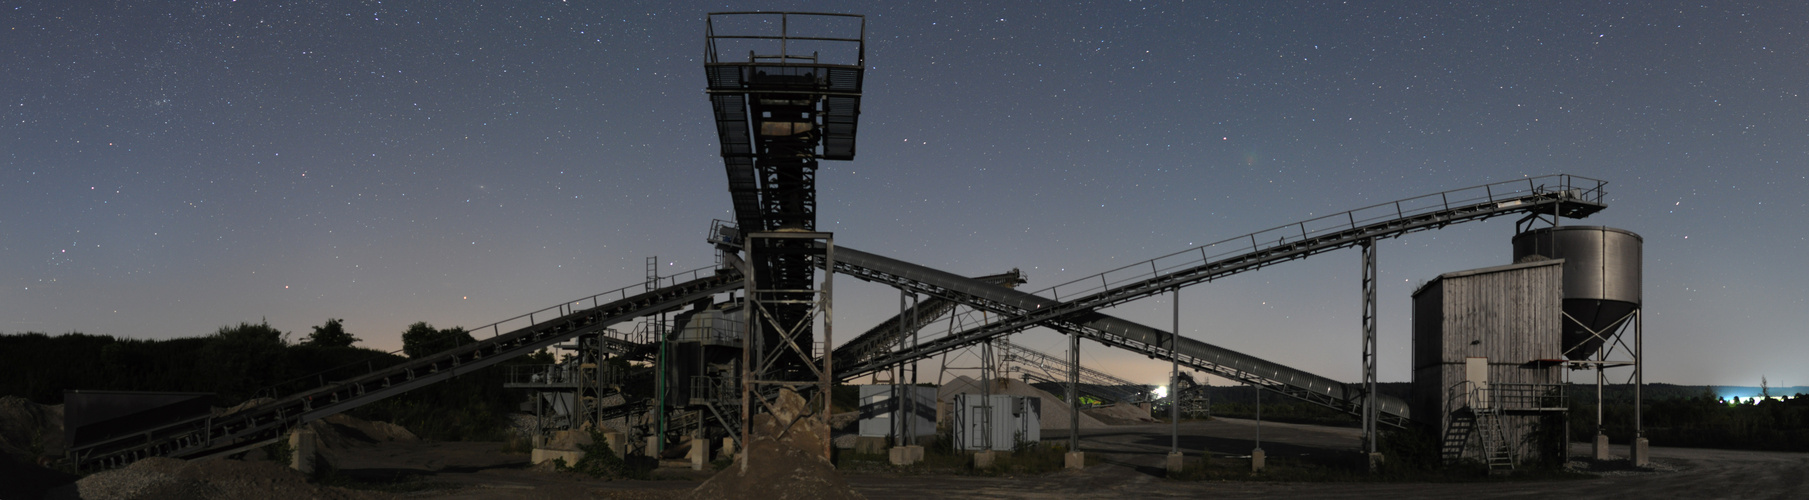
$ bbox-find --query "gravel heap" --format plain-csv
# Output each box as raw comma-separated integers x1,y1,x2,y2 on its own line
45,457,388,500
0,395,64,460
686,389,864,500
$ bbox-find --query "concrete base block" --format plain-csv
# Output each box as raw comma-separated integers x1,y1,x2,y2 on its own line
853,436,888,455
289,428,317,475
721,437,737,460
688,440,708,470
1593,434,1611,460
1165,452,1185,474
974,450,997,469
646,436,661,458
531,448,584,466
1632,437,1650,467
1064,451,1086,470
1251,448,1266,472
1368,452,1386,472
889,445,924,466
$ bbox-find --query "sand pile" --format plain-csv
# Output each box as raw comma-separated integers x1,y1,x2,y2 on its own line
686,389,864,500
937,376,1109,430
45,457,385,500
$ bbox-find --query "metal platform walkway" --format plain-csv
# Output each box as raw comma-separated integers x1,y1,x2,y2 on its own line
826,175,1609,428
68,267,741,472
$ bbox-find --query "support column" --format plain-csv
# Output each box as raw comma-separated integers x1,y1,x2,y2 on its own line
739,231,836,471
1361,238,1381,469
1066,332,1085,469
1632,310,1649,466
1252,383,1264,472
1167,287,1183,474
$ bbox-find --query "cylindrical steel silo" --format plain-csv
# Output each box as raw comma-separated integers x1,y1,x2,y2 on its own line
1511,226,1643,360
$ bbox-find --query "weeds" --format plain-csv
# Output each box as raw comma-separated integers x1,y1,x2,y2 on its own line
555,429,656,480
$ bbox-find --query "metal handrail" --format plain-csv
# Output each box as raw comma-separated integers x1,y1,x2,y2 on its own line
871,174,1607,348
705,12,865,66
1037,174,1605,302
247,265,716,401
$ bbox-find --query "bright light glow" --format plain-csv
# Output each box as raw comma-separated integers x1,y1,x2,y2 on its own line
1152,385,1169,399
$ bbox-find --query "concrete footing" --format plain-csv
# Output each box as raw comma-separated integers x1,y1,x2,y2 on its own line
1250,448,1266,472
1367,452,1386,472
889,445,924,466
688,438,708,470
646,436,661,458
1064,451,1086,470
974,450,997,469
1593,434,1611,460
1165,452,1184,474
289,428,317,475
1632,437,1650,467
721,437,737,461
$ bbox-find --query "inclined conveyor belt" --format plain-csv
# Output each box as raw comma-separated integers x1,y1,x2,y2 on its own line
70,269,742,472
826,175,1612,428
823,244,1417,427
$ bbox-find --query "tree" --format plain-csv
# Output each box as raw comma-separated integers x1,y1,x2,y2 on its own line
303,318,358,348
400,321,474,358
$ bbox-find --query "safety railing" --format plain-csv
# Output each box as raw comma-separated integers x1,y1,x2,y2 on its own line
1448,381,1567,413
1037,174,1605,302
250,264,717,402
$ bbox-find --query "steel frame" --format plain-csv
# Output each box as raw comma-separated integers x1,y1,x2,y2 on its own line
739,231,835,470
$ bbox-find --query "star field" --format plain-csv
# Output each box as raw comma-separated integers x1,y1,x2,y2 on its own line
3,1,1806,387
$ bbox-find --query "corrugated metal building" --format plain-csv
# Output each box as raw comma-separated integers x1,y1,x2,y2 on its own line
1411,258,1567,465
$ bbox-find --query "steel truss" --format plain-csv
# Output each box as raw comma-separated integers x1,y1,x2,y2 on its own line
830,175,1611,429
739,231,835,468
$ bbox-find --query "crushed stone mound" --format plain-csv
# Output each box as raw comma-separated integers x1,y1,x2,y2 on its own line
686,389,864,500
1085,402,1158,425
544,429,594,451
307,413,418,451
0,395,75,499
0,395,65,460
46,457,385,500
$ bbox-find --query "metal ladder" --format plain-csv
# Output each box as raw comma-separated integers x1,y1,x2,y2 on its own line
1474,409,1514,470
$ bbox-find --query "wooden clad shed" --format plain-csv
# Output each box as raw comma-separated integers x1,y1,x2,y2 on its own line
1411,258,1566,465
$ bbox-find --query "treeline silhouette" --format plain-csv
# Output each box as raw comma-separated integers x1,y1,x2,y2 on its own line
1570,383,1809,452
1,320,549,441
1202,382,1809,452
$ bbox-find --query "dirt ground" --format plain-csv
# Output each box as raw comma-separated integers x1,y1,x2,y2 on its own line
284,416,1802,500
22,417,1806,499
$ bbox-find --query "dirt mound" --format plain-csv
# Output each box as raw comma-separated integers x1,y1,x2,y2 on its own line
46,457,386,500
937,376,1110,430
686,389,863,500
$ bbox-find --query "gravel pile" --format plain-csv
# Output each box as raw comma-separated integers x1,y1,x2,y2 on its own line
47,457,388,500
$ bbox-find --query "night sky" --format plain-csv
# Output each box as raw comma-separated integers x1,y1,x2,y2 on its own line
5,1,1805,389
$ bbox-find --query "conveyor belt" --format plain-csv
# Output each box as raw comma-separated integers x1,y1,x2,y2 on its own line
69,269,741,471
